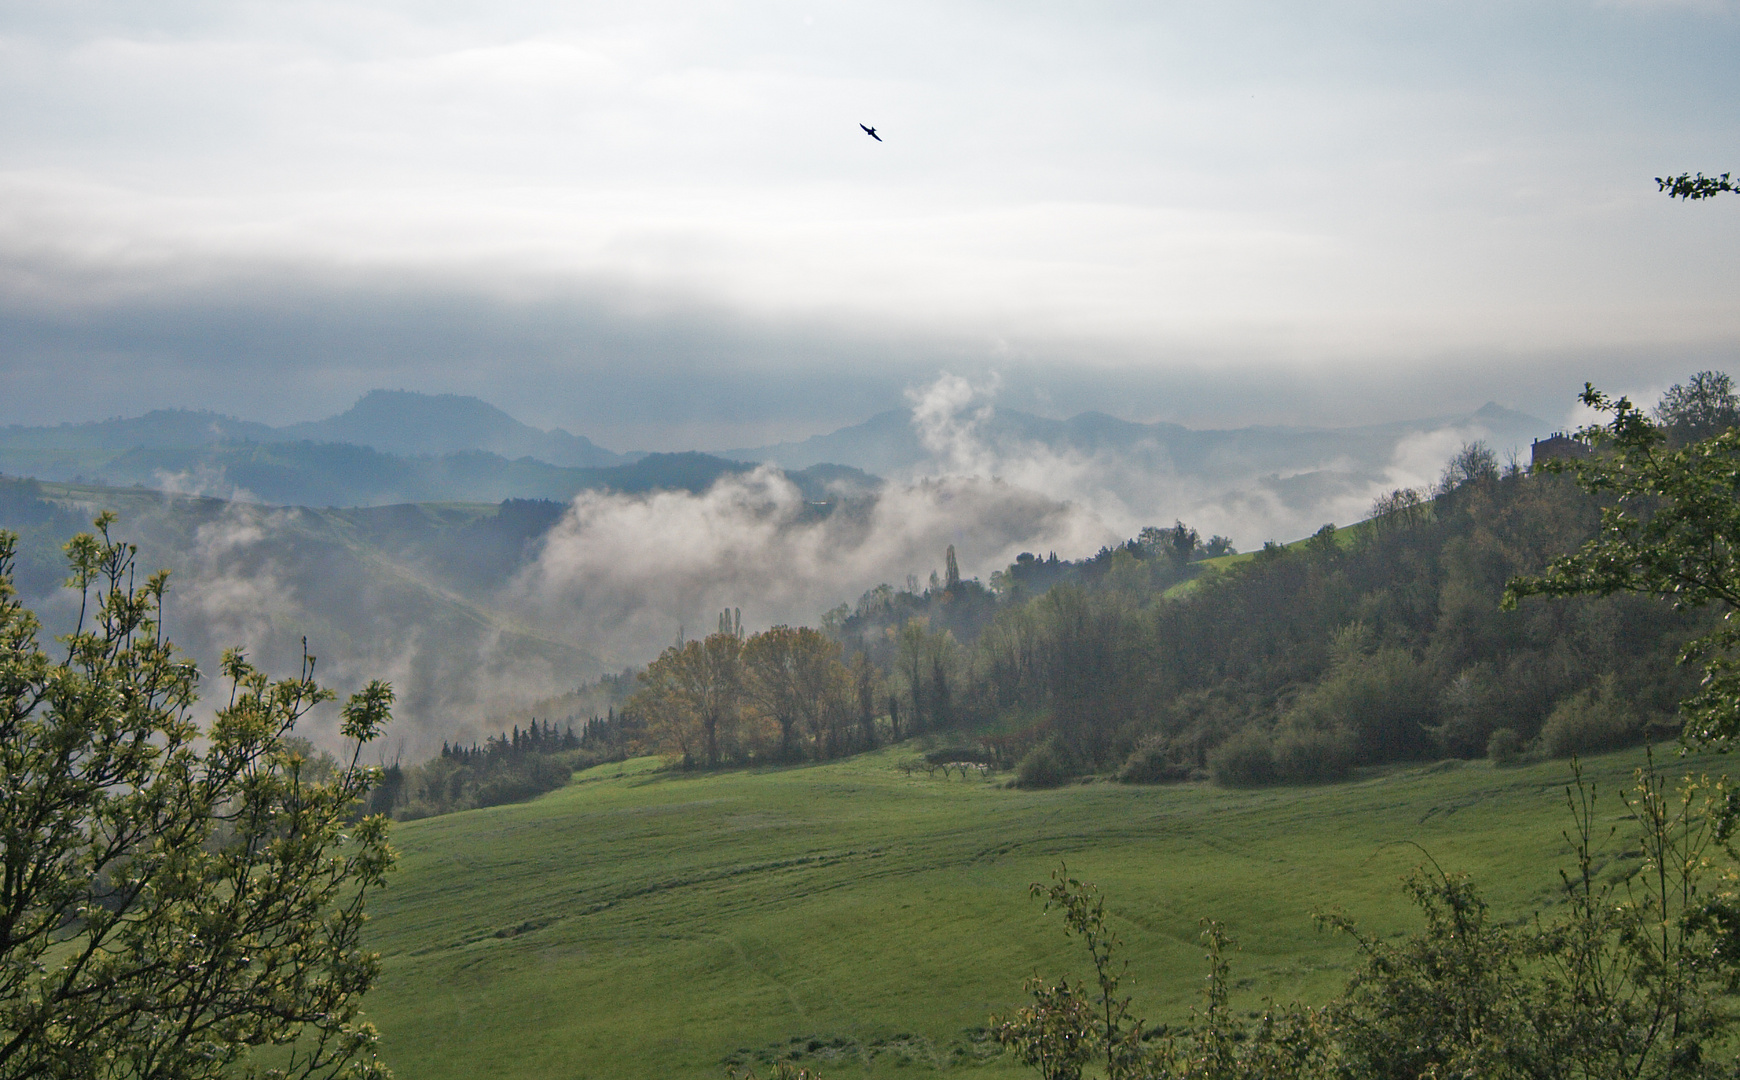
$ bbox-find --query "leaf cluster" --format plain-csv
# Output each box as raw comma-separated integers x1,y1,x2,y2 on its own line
1658,172,1739,201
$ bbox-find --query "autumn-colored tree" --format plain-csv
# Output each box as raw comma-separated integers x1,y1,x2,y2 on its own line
742,625,850,760
634,627,744,768
741,625,807,760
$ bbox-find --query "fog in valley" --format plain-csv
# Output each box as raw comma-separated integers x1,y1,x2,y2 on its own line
516,371,1545,656
2,371,1553,757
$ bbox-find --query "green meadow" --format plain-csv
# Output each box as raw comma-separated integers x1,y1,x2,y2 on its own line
364,744,1681,1079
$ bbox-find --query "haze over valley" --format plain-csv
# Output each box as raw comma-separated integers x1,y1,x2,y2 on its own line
0,376,1553,753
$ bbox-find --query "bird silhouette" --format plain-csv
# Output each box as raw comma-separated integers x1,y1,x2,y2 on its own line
860,123,881,142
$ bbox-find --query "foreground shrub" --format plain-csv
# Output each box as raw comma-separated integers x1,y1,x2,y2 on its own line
991,757,1739,1080
0,520,396,1080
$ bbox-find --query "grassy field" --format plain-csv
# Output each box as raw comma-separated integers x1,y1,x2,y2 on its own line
363,743,1684,1079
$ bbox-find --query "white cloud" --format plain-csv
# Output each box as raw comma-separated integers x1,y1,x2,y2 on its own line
514,463,1110,661
1,0,1736,380
510,372,1540,670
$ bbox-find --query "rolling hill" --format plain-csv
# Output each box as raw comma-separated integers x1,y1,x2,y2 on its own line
360,743,1670,1079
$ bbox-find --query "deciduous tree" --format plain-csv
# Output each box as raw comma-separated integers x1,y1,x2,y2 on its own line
742,625,844,761
0,517,395,1080
635,626,744,768
1656,370,1740,446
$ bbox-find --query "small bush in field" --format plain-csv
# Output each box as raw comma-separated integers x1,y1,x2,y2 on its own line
1486,727,1524,765
1272,726,1356,783
1016,744,1068,789
1116,736,1192,784
1208,726,1276,787
1541,675,1641,758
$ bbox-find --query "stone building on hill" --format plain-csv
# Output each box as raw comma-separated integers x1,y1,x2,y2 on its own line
1530,433,1590,468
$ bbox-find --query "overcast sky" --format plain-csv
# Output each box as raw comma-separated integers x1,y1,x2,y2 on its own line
2,0,1736,449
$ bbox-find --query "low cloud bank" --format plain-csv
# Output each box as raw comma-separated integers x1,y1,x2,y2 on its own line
25,498,588,760
513,372,1516,663
514,464,1109,662
900,371,1504,549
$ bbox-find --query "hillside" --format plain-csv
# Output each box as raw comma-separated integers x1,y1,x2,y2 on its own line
362,744,1670,1079
0,440,879,510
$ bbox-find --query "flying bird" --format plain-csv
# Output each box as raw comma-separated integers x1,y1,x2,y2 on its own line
860,123,881,142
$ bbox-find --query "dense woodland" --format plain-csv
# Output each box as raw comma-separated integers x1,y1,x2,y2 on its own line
619,424,1709,788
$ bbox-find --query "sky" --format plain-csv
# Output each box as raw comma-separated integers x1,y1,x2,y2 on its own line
2,0,1737,450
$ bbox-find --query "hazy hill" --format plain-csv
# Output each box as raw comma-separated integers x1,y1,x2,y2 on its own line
0,477,605,754
0,408,279,450
275,390,628,467
1,438,880,509
0,392,887,509
0,391,630,479
724,401,1552,482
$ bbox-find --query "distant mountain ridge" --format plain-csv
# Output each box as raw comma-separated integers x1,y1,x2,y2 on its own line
2,442,879,509
0,390,890,508
276,390,627,467
0,391,629,468
0,391,1553,524
722,401,1552,480
0,409,279,450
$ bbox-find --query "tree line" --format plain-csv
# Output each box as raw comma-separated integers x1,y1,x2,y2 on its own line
379,721,586,818
625,609,880,768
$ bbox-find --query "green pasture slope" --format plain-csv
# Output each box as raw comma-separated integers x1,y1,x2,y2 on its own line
365,745,1679,1079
